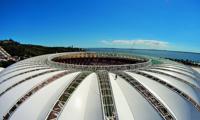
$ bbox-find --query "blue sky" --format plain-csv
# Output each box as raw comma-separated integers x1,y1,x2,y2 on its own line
0,0,200,52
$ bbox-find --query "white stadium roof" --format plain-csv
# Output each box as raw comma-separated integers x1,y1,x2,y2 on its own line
0,52,200,120
0,68,4,72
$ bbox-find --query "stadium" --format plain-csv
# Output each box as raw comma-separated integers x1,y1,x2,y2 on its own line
0,52,200,120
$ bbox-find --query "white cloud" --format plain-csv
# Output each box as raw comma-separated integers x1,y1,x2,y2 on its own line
100,40,111,45
100,39,169,49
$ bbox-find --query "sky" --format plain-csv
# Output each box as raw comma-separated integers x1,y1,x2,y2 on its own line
0,0,200,52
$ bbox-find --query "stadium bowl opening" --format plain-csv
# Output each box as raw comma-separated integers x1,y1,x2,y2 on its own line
48,52,151,71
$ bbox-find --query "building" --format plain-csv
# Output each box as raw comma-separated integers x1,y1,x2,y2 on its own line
0,52,200,120
0,46,11,58
0,46,14,61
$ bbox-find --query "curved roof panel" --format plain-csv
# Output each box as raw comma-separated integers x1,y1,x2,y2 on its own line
0,52,199,120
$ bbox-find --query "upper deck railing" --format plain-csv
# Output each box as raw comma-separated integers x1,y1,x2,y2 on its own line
47,52,152,71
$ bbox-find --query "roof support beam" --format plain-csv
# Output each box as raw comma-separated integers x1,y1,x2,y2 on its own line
130,70,200,111
96,70,118,120
2,71,74,120
0,67,51,85
149,67,197,80
114,71,175,120
45,71,91,120
142,69,200,91
0,69,60,97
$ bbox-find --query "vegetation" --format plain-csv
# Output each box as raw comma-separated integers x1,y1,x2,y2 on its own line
0,39,85,67
0,60,16,68
0,39,85,58
165,58,200,67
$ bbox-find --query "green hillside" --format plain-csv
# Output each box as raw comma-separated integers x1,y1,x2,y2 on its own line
0,39,85,58
0,39,85,67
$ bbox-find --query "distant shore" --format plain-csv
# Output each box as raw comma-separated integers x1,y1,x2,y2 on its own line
165,58,200,68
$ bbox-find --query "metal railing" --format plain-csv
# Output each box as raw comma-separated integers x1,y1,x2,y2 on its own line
46,71,91,120
0,67,52,85
3,71,73,120
130,70,200,111
47,52,151,71
149,67,198,80
0,65,48,77
96,70,118,120
141,69,200,91
0,69,59,97
114,71,175,120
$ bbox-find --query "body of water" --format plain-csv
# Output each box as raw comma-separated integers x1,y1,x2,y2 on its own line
87,48,200,62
